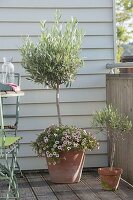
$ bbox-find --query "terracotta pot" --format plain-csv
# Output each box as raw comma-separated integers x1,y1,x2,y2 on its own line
98,167,123,191
46,150,85,183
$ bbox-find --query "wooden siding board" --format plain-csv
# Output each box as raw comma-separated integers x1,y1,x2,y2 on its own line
4,115,94,130
0,61,111,76
19,89,106,104
1,88,106,108
19,75,106,90
0,49,114,62
3,101,106,117
0,8,112,22
0,36,114,50
0,22,113,36
2,88,106,105
0,0,113,8
3,115,107,132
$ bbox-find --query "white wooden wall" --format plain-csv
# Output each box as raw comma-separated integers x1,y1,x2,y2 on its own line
0,0,114,170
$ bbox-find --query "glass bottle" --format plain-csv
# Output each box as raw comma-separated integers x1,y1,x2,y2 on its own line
2,57,14,83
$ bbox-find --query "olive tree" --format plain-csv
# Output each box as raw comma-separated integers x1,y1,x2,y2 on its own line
20,12,84,125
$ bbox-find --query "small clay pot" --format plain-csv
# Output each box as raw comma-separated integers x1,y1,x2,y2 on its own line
98,167,123,191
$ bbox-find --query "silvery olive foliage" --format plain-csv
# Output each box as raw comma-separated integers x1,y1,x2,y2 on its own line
20,11,84,125
20,11,84,89
92,105,132,169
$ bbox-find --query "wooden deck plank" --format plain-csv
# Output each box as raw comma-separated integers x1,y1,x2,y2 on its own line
18,176,36,198
20,197,37,200
0,176,36,200
26,173,58,200
114,180,133,200
1,172,133,200
68,180,101,200
82,172,123,200
43,173,80,200
0,181,10,199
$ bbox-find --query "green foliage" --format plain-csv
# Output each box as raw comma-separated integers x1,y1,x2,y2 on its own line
92,105,132,168
20,11,84,89
32,125,99,164
92,105,132,141
116,0,133,61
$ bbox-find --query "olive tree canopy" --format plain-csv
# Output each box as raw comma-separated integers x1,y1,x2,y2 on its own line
20,12,84,125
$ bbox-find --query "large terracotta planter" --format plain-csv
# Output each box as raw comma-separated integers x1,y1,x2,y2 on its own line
98,167,123,191
46,150,85,183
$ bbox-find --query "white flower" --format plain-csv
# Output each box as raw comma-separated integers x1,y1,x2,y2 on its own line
58,146,62,150
53,144,57,148
46,151,50,155
81,142,85,145
67,147,71,151
53,152,56,155
68,141,72,145
83,130,87,135
72,133,76,137
74,143,78,147
55,141,59,144
44,138,48,143
56,154,59,157
63,141,67,145
44,137,48,143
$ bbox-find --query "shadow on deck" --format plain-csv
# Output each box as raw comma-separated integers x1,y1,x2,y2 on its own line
1,170,133,200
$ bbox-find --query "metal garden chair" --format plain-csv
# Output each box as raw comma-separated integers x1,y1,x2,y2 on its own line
0,81,24,199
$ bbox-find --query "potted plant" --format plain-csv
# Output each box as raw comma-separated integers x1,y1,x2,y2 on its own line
92,105,132,190
20,11,99,183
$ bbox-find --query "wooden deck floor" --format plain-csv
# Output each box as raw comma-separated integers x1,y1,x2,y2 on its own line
1,170,133,200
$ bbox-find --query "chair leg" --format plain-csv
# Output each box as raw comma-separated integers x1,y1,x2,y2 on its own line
14,144,23,178
4,145,20,200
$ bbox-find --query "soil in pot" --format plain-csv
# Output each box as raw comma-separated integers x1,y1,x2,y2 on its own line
98,167,123,191
46,150,85,183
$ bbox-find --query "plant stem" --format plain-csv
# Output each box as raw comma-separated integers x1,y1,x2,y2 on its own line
110,138,116,170
56,83,62,126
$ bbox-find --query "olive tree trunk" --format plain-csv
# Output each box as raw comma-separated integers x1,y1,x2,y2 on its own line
110,138,116,170
56,83,62,126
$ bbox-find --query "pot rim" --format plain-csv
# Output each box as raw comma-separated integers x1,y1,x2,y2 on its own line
98,167,123,176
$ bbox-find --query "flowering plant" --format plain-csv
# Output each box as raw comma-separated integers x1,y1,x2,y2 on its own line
32,125,99,164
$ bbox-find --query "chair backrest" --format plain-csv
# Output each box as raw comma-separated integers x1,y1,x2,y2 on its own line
0,92,5,157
